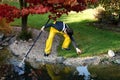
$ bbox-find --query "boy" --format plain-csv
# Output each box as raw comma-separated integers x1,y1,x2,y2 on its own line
41,21,82,56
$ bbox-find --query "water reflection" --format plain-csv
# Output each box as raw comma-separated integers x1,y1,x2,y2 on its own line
1,48,120,80
45,64,74,80
1,61,120,80
76,65,90,80
89,64,120,80
1,62,86,80
10,59,25,75
23,63,75,80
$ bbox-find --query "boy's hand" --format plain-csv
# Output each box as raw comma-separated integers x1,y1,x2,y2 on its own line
41,26,45,31
76,48,82,54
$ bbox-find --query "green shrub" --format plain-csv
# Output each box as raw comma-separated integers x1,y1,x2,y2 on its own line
18,31,32,41
97,11,118,24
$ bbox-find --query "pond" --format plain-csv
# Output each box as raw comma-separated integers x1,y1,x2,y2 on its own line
0,48,120,80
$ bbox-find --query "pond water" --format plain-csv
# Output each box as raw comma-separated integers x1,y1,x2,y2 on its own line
0,48,120,80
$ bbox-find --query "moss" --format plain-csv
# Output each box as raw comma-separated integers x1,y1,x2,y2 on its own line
0,48,12,65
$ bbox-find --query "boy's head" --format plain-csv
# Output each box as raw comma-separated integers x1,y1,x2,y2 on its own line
66,28,73,36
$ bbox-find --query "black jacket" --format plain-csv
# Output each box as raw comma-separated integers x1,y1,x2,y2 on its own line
45,21,68,31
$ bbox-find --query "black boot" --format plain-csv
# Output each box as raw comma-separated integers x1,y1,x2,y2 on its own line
44,53,49,57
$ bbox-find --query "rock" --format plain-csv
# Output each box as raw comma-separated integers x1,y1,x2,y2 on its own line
0,46,3,50
0,77,5,80
108,50,115,57
14,40,18,44
28,39,33,42
56,57,65,64
0,33,4,40
115,59,120,64
2,42,9,46
0,35,15,46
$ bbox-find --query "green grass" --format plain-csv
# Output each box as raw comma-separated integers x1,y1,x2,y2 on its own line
2,0,20,8
57,11,120,57
11,13,51,29
10,9,120,58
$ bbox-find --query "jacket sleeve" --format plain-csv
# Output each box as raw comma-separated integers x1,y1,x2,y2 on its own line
45,23,53,28
70,36,78,49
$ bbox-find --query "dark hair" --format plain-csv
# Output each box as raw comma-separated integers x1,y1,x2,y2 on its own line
66,28,73,36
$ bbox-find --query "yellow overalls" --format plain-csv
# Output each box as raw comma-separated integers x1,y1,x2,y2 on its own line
45,27,71,54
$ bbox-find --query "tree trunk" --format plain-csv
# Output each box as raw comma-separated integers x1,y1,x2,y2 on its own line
22,15,28,32
19,0,28,32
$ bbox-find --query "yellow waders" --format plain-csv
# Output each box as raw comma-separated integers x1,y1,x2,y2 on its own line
45,27,71,54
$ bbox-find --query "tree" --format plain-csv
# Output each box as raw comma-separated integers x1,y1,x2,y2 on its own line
0,0,97,39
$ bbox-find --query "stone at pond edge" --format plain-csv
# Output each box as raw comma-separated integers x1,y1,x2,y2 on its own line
34,56,65,64
108,50,115,57
56,57,65,64
113,59,120,64
0,46,3,50
0,33,4,40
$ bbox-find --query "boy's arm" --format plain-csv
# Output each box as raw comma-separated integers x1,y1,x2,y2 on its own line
70,36,82,54
41,23,53,31
45,23,53,28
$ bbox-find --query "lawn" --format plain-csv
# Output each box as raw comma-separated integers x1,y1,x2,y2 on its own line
10,9,120,58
